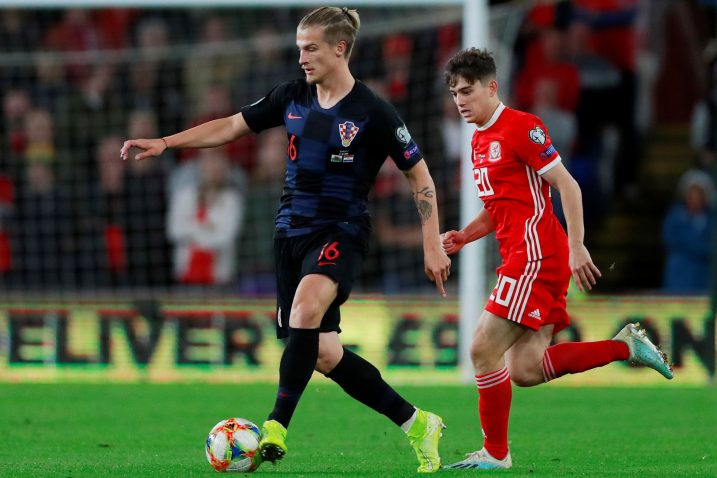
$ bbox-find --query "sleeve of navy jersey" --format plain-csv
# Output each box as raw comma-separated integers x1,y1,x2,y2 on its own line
372,100,423,170
240,81,295,133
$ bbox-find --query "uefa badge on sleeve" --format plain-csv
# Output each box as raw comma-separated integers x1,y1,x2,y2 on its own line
528,126,546,145
395,125,412,144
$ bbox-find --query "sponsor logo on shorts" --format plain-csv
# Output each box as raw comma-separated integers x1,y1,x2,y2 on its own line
528,309,542,320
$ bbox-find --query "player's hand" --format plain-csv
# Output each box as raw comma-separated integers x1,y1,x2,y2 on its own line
424,245,451,298
441,230,466,255
569,243,602,292
120,138,167,161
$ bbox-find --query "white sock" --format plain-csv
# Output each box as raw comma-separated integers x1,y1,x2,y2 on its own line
400,408,418,433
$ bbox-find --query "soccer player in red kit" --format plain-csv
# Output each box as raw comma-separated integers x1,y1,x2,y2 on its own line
440,48,673,470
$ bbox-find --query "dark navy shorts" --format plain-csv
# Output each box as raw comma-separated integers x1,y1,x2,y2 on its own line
274,228,367,338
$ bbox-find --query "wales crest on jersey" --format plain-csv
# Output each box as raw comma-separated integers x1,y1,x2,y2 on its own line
339,121,360,147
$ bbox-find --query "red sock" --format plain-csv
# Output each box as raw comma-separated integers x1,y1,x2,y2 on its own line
475,367,511,460
542,340,629,382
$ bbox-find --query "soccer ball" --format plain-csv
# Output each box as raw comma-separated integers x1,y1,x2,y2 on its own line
205,418,262,472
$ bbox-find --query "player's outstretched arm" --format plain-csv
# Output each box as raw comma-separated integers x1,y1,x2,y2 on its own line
542,162,602,292
120,112,253,161
441,208,494,255
404,159,451,297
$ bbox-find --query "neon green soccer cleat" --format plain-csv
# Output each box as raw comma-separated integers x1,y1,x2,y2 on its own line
407,409,445,473
613,322,674,379
259,419,287,463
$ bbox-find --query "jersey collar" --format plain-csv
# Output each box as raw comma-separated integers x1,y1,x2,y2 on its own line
475,102,505,131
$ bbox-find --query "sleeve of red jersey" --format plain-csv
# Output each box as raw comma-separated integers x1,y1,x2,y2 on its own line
513,114,561,175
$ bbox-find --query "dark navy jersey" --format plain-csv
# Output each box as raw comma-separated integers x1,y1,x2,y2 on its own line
241,79,423,240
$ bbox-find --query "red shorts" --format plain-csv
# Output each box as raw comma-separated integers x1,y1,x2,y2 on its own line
485,254,571,333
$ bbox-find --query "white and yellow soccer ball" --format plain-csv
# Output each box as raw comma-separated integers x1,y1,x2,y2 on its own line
205,418,262,472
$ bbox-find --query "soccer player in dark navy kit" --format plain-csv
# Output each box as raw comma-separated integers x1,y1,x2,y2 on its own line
121,6,451,473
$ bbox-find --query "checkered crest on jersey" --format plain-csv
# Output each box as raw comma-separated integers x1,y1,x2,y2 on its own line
339,121,360,147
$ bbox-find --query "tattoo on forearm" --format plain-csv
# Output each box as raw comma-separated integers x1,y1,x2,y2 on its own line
412,187,435,225
415,200,432,225
414,187,434,198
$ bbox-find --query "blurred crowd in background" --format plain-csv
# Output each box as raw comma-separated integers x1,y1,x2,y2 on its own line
0,1,714,296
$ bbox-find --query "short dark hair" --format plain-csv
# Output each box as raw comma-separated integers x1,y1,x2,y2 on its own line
444,48,496,87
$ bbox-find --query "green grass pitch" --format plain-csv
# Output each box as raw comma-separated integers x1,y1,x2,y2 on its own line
0,383,714,477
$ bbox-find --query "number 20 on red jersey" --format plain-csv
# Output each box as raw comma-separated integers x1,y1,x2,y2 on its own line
473,166,494,197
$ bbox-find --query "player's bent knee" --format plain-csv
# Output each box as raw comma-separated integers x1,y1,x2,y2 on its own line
508,367,542,387
469,345,482,368
470,342,501,371
315,347,342,374
510,373,537,387
470,331,487,355
289,301,323,329
471,350,500,373
315,355,337,374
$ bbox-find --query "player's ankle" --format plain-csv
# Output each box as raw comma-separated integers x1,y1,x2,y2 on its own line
484,446,509,461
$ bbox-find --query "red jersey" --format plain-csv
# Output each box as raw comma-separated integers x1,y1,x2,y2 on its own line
471,103,567,268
